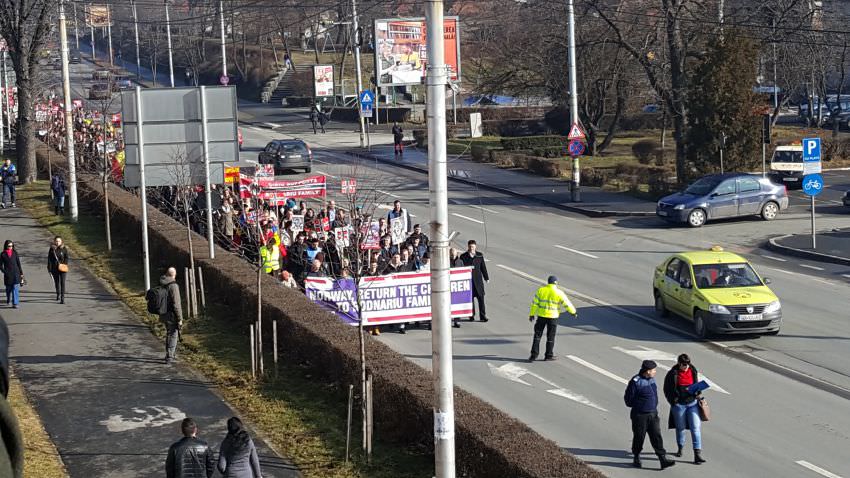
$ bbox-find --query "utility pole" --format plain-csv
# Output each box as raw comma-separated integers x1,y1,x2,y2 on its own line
59,0,79,221
89,4,95,60
426,2,455,477
568,0,581,202
219,0,228,79
351,0,367,149
718,0,725,39
165,0,175,87
73,2,79,50
132,0,141,80
107,5,113,66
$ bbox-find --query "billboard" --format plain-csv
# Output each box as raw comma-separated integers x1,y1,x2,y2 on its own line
374,17,461,87
313,65,334,97
86,5,112,27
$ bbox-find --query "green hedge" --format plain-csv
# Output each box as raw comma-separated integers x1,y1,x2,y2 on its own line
501,135,569,151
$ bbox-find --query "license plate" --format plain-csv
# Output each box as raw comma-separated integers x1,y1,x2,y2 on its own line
738,313,763,321
287,155,302,160
782,177,797,182
657,210,668,216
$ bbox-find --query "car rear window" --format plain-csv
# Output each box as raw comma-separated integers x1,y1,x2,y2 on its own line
280,143,307,153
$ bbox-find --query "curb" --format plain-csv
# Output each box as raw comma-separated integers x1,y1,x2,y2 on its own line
766,234,850,266
345,150,656,218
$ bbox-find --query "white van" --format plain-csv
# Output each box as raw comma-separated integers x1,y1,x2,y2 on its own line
769,144,804,187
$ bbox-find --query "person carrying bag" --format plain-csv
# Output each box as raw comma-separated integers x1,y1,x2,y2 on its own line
47,236,70,304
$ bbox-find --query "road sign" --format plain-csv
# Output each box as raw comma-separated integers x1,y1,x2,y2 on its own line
568,139,585,157
802,137,822,175
359,90,374,118
802,173,824,196
219,75,229,86
567,122,586,140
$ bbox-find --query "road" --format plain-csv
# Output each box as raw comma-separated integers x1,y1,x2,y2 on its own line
238,119,850,478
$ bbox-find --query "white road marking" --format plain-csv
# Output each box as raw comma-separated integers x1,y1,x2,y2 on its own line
469,205,499,214
99,406,186,432
760,255,787,262
546,388,608,412
614,346,730,394
799,264,825,271
796,460,844,478
488,362,607,411
487,362,532,386
566,355,628,384
375,189,400,198
314,169,338,179
452,212,484,224
263,122,281,129
554,245,599,259
842,274,850,279
762,266,834,286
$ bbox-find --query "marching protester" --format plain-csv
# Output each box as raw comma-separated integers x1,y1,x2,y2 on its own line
460,240,489,322
309,105,321,134
149,267,183,365
663,353,706,464
217,417,263,478
624,360,676,470
0,159,15,209
278,270,298,288
527,276,576,362
47,236,70,304
50,173,66,215
0,240,23,309
392,122,404,157
165,418,216,478
387,200,412,234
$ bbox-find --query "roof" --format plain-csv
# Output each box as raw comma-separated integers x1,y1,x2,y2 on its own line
678,249,748,266
698,172,758,181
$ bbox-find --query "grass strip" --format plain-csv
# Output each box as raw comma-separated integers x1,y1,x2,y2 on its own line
18,181,431,478
8,375,68,478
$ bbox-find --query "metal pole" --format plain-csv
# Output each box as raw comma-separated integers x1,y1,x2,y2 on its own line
199,86,215,259
137,86,151,291
184,267,192,319
60,0,79,221
89,4,96,60
165,1,175,87
351,0,367,148
811,195,816,249
132,0,141,80
73,2,79,50
375,86,380,125
197,266,206,311
426,1,455,476
272,319,278,377
189,267,198,320
345,384,353,464
107,6,113,66
102,113,112,251
762,142,766,177
452,88,457,125
366,371,373,461
219,0,228,79
568,0,581,202
250,324,256,379
719,147,724,174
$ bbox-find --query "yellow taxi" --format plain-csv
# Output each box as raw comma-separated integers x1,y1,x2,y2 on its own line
652,246,781,338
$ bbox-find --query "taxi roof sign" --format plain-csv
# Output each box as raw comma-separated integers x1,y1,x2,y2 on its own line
710,245,724,252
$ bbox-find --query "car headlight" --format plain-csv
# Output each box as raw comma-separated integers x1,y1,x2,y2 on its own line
673,204,686,210
764,301,781,313
709,304,731,314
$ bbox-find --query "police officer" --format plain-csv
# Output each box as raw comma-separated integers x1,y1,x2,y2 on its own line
528,275,576,362
624,360,676,470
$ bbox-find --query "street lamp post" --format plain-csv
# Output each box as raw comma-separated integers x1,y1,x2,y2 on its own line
568,0,581,202
165,0,175,87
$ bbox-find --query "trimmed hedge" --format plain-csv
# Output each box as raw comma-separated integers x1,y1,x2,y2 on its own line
34,141,605,478
501,135,569,151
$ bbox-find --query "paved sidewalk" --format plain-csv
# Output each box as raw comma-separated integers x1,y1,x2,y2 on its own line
1,207,298,478
768,228,850,266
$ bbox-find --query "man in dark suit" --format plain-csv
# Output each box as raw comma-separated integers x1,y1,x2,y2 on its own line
460,240,489,322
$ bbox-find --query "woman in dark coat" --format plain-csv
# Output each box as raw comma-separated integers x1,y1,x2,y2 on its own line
47,236,69,304
0,240,23,308
217,417,262,478
663,353,706,464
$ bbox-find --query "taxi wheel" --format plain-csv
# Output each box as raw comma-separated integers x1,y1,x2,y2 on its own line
694,311,711,339
761,201,779,221
687,209,706,228
654,292,669,318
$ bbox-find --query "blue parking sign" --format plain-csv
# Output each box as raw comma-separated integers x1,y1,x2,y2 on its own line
802,137,821,162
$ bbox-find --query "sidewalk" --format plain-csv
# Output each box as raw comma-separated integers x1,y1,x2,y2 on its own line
1,207,298,477
347,143,656,217
768,228,850,266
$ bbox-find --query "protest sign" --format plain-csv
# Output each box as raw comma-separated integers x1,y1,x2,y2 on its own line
361,221,381,250
291,215,304,232
334,227,351,247
390,217,406,245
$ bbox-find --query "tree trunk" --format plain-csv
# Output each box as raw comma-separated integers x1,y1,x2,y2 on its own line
597,88,625,153
15,76,36,183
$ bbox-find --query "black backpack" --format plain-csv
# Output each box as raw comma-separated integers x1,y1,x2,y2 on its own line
145,285,170,315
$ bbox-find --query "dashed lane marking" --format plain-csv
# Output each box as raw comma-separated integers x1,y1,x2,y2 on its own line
375,189,400,199
314,170,338,179
842,274,850,279
760,255,787,262
469,205,499,214
452,213,484,224
566,355,628,384
799,264,825,271
554,245,599,259
796,460,844,478
762,266,834,286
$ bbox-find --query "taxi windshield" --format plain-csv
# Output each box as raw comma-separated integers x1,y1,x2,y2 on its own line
693,263,762,289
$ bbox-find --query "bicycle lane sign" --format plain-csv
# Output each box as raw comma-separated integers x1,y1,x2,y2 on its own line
802,173,824,196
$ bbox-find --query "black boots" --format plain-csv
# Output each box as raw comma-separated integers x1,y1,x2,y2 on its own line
632,456,641,468
659,455,676,470
674,445,683,457
694,449,706,464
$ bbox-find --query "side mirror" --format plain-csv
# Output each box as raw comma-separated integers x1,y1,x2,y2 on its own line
709,192,719,198
763,278,772,285
680,278,693,289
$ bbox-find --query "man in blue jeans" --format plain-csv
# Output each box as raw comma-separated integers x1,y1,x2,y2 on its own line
0,159,16,208
624,360,676,470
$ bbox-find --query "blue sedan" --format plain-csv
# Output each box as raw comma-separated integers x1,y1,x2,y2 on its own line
656,173,789,227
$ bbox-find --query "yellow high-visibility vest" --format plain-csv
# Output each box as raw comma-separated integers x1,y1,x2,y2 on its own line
529,284,576,319
260,246,280,273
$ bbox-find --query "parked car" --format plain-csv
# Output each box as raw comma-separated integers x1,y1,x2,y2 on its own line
113,76,132,91
69,52,81,64
653,246,781,338
89,83,112,100
258,139,312,174
656,173,788,227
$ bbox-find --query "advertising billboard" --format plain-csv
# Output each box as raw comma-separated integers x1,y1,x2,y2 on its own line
86,4,112,27
313,65,334,97
374,17,460,87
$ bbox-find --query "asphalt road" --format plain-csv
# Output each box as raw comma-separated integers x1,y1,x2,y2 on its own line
238,120,850,478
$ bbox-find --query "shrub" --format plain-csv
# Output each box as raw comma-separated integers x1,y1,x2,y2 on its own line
582,167,613,187
470,144,490,162
531,146,567,158
413,129,427,148
632,139,659,164
501,135,568,151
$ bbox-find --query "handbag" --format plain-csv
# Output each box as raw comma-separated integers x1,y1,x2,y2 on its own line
697,396,711,422
58,263,69,273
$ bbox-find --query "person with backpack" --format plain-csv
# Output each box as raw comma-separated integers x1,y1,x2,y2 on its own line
147,267,183,365
50,173,66,215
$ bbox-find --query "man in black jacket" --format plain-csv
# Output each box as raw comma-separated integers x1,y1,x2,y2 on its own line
165,418,215,478
624,360,676,470
460,240,489,322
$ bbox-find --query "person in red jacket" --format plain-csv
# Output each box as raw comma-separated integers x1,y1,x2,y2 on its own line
663,353,706,464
